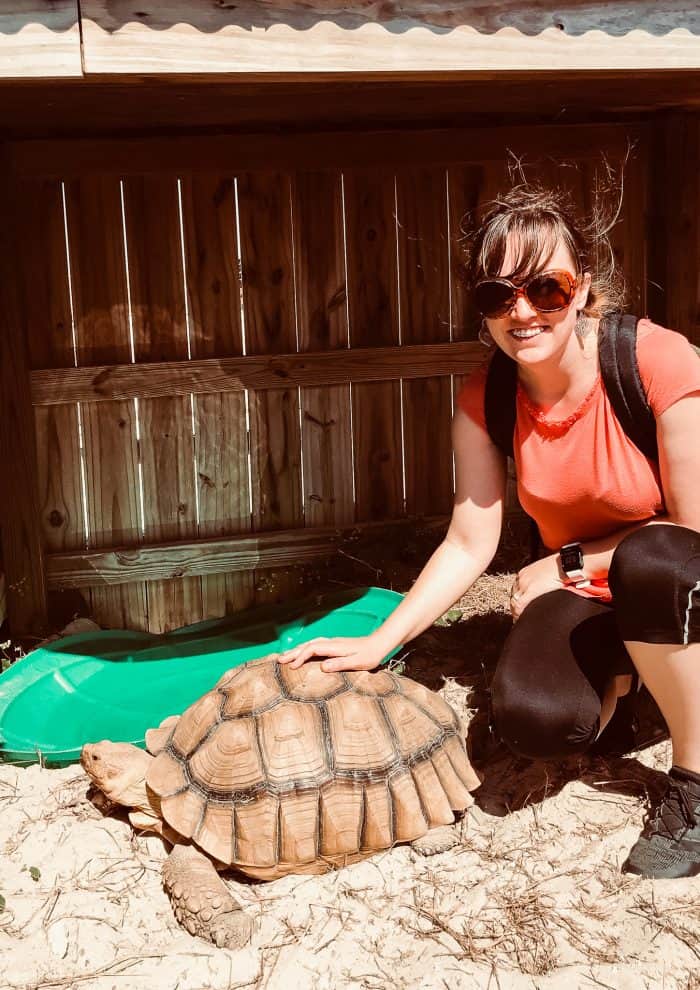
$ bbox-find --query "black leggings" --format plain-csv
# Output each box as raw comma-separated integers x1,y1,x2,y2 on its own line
491,524,700,760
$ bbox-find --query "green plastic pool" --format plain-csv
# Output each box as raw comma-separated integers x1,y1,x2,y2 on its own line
0,586,403,767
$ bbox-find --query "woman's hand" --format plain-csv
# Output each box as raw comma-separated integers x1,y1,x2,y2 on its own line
278,635,385,673
509,554,566,621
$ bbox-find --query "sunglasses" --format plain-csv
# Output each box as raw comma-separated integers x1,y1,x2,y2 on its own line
474,269,578,319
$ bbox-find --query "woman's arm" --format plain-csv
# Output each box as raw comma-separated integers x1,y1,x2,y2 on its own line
581,391,700,574
279,409,507,671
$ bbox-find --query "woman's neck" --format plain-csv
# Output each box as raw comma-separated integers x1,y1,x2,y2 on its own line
517,318,599,411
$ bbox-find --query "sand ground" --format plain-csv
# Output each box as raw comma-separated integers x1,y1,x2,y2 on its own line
1,574,699,990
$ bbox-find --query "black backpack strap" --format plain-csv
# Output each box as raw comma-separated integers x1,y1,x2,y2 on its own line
484,348,541,558
484,347,518,459
598,313,658,462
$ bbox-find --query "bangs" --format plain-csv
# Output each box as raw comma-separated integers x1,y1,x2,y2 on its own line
477,214,577,282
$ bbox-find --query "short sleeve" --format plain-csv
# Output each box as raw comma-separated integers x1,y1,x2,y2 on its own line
636,319,700,417
455,360,490,431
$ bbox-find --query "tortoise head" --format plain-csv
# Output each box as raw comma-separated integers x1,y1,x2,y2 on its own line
81,741,154,812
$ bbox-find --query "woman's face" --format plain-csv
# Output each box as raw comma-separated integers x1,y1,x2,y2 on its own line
482,237,591,368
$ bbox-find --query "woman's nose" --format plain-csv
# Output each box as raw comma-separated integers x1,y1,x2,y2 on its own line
510,291,538,321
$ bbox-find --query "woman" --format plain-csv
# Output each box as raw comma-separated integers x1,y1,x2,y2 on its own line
280,184,700,879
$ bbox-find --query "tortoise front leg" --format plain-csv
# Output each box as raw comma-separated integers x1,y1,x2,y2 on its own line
162,845,252,948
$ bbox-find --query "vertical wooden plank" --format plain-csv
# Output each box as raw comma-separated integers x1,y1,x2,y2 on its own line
64,176,147,630
0,152,48,635
180,173,254,617
19,179,83,557
292,170,353,528
651,115,699,342
449,162,515,511
237,172,304,604
448,163,505,345
343,170,402,522
123,175,203,632
396,167,452,516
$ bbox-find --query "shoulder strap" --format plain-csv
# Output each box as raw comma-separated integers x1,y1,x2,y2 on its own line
598,313,659,462
484,347,518,459
484,346,541,558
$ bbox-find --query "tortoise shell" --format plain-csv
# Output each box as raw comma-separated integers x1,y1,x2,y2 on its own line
146,655,479,880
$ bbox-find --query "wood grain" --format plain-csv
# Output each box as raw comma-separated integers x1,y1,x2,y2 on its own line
30,341,484,405
650,114,700,342
0,2,81,79
19,179,83,556
237,172,304,605
180,173,254,617
122,175,202,632
63,176,148,630
9,124,645,178
1,77,698,142
0,152,48,634
78,1,700,74
45,516,449,589
396,167,453,516
344,170,403,522
292,170,354,529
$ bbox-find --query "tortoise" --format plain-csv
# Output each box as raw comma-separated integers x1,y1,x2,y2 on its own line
81,654,480,948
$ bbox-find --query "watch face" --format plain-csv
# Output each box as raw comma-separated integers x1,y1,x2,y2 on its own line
561,544,584,573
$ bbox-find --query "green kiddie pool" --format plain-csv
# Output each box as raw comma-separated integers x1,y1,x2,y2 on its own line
0,586,403,768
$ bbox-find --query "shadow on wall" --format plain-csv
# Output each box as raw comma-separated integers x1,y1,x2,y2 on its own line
4,1,700,38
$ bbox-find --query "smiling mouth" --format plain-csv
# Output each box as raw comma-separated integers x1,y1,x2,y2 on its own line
510,325,547,340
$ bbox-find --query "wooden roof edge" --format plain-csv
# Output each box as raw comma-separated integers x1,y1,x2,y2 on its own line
1,3,699,80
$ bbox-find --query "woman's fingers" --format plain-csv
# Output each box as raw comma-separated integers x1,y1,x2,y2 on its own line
278,637,328,665
321,655,379,673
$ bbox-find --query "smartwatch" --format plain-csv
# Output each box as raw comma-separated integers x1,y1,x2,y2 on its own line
559,542,591,588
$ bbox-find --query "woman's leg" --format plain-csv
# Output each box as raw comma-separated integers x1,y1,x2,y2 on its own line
608,524,700,877
491,589,632,760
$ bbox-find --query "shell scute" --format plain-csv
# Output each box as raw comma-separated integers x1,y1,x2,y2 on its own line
279,790,319,865
389,770,428,842
220,661,282,717
382,693,444,758
147,749,187,797
171,691,223,756
194,802,235,864
257,700,328,787
160,787,206,840
411,759,455,827
320,779,363,857
277,661,345,700
234,794,279,867
398,677,459,730
344,669,396,696
189,719,265,793
325,693,396,772
361,781,393,851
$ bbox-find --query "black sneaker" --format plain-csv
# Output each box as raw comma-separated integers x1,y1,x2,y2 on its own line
623,767,700,878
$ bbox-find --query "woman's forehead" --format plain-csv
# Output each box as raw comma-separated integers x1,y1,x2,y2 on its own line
499,234,575,277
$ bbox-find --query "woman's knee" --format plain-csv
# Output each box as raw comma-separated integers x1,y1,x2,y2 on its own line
491,674,599,760
609,524,699,601
609,524,700,642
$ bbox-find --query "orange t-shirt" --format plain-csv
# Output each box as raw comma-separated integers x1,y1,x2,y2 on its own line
456,320,700,600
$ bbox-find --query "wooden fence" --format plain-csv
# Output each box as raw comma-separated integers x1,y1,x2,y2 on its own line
2,115,698,635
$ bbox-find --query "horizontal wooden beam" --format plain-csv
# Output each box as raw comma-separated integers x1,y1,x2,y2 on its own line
0,76,698,142
0,3,82,79
30,341,484,406
9,122,645,177
46,517,450,589
79,2,700,75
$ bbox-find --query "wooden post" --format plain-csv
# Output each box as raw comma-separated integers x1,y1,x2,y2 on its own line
0,147,48,636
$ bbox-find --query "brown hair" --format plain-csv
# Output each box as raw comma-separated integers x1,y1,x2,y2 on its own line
462,182,625,318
